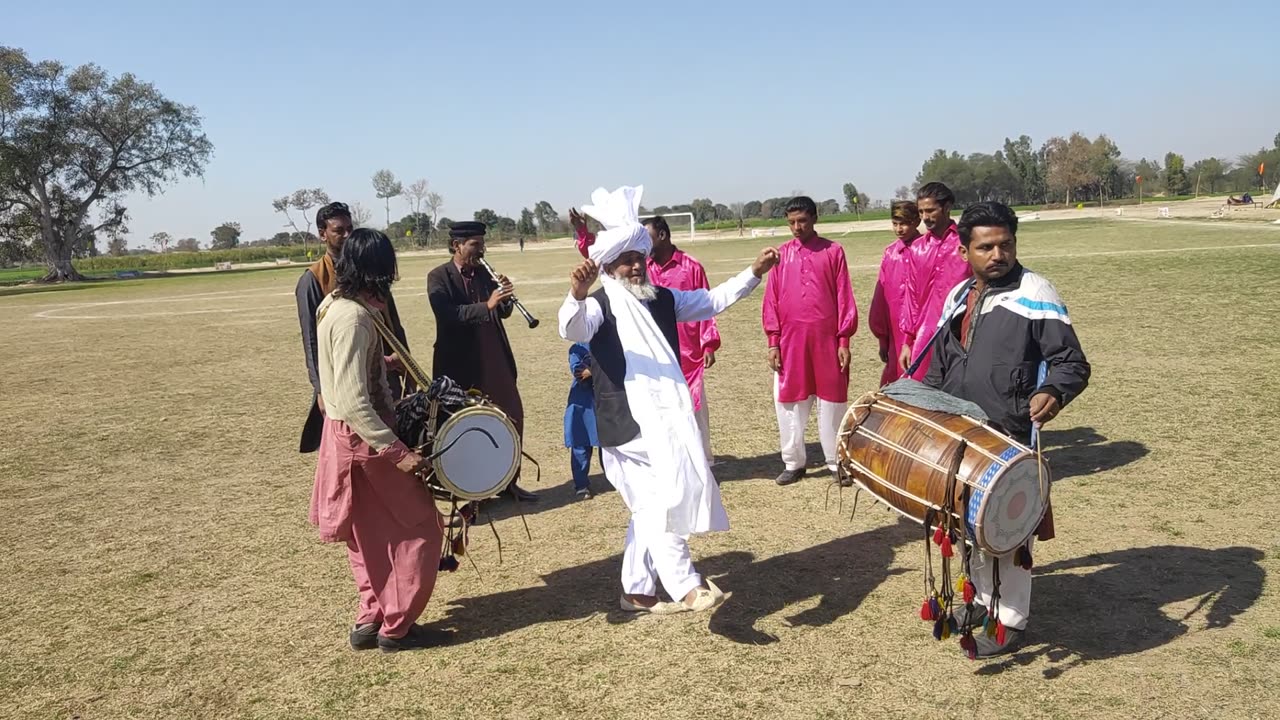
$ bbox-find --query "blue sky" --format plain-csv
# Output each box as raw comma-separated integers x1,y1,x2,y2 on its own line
8,0,1276,246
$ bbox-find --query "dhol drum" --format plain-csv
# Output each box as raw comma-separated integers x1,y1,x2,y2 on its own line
430,404,522,501
836,389,1049,557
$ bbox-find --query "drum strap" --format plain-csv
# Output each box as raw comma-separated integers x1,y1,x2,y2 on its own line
905,279,975,378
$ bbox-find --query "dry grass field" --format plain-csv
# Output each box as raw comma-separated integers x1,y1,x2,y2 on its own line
2,217,1278,719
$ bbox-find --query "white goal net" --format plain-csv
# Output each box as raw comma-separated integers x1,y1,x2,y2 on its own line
639,212,695,242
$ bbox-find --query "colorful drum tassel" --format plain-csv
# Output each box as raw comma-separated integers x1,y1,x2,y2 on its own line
933,525,945,546
439,555,460,572
929,595,942,620
959,632,977,660
984,616,997,637
963,580,976,605
920,597,936,621
451,535,467,556
995,620,1007,646
932,617,945,641
940,534,954,558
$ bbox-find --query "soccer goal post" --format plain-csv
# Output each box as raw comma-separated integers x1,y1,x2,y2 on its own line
639,212,695,242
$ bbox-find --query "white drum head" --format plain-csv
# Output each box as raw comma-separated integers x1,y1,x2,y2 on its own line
431,406,521,500
969,450,1048,556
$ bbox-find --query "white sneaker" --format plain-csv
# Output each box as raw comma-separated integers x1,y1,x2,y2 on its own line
652,580,729,614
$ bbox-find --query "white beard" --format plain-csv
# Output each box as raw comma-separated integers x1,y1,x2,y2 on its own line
613,269,658,302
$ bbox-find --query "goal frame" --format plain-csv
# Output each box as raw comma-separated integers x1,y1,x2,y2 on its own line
639,212,695,242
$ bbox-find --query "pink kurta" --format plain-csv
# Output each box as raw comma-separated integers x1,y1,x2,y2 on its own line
908,223,970,373
647,249,720,410
869,237,921,386
762,235,859,404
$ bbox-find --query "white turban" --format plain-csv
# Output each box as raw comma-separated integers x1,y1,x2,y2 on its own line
582,185,651,267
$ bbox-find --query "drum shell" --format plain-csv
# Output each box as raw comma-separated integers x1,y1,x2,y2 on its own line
838,392,1042,554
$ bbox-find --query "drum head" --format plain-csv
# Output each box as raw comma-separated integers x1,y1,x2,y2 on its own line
968,450,1048,556
431,406,521,500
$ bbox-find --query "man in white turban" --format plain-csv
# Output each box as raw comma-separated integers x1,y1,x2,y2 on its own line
557,185,780,613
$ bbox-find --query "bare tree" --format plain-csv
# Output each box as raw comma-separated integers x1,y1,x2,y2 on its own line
150,231,172,253
404,178,429,217
350,202,373,228
371,170,404,227
894,186,912,200
272,188,329,252
425,191,444,230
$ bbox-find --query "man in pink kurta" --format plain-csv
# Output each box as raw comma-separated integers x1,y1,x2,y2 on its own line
904,182,970,376
643,215,721,463
762,197,858,486
870,200,925,386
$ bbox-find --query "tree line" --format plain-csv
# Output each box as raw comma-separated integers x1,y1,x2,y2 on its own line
909,133,1280,207
3,44,1278,279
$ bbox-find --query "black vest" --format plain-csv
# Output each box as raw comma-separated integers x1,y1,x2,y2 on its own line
588,286,680,447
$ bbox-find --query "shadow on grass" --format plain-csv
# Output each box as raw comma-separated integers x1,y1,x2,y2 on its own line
975,545,1266,679
434,520,921,647
1040,426,1149,481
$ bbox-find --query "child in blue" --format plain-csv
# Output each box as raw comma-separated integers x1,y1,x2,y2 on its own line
564,342,600,499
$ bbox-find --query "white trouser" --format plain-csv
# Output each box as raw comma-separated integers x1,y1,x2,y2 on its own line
601,441,703,601
774,381,846,472
969,538,1034,630
694,396,712,462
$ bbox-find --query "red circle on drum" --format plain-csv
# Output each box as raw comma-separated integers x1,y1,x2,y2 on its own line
1006,491,1027,520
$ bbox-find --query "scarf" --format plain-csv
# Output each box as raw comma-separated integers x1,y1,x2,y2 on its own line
310,253,338,295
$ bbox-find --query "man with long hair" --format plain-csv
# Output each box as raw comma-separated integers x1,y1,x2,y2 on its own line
295,202,410,453
311,228,447,653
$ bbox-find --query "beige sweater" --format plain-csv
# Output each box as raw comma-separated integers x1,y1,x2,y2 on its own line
316,294,400,451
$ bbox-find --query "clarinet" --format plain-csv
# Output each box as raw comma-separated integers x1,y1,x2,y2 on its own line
477,257,539,329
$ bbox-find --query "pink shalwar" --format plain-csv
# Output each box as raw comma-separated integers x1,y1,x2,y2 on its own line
762,235,859,404
908,223,970,372
646,249,721,411
311,417,443,638
868,237,921,386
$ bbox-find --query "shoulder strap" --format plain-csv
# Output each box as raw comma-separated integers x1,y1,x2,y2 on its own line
321,294,433,391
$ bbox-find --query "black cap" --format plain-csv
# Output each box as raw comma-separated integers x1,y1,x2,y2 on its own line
449,221,487,238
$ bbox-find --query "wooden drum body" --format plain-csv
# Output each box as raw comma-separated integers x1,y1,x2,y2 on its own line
837,391,1048,557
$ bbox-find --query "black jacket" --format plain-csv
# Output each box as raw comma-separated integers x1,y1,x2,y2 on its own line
295,269,408,453
924,264,1090,441
426,260,517,389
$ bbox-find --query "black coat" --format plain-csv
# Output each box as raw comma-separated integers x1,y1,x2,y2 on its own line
426,261,517,389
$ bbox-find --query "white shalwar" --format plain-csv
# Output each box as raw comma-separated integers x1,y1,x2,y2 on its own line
969,539,1034,630
559,265,761,598
694,397,712,463
773,375,846,472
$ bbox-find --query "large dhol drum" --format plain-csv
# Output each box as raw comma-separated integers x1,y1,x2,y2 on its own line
837,389,1049,557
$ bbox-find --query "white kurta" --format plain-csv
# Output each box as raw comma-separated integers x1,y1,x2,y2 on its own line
558,267,760,537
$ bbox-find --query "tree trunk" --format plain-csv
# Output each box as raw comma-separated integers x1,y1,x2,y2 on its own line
40,228,86,282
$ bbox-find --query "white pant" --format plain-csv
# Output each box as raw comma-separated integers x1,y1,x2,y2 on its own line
694,396,712,462
969,538,1034,630
601,440,703,601
774,381,846,471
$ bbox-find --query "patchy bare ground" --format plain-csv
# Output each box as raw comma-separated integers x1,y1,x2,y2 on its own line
1,218,1277,720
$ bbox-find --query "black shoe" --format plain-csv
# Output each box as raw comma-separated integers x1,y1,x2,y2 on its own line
378,624,454,653
349,622,380,651
575,486,593,500
832,469,854,488
775,468,807,486
508,483,539,502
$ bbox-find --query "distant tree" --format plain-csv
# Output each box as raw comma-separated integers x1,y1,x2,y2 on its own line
349,202,373,228
425,192,444,234
689,198,716,224
371,169,403,227
841,183,861,214
151,232,173,253
1189,157,1228,195
1164,152,1189,195
175,237,200,252
894,186,912,201
0,47,212,280
518,207,537,236
436,216,454,232
107,235,129,256
533,200,561,235
818,198,841,216
272,188,329,251
743,200,763,217
1002,135,1047,204
402,179,431,238
209,221,242,250
473,208,501,228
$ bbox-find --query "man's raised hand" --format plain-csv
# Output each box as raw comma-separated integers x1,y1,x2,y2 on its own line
570,259,599,301
752,247,781,278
